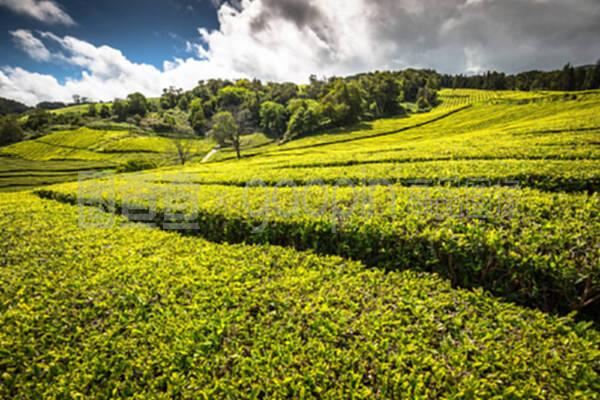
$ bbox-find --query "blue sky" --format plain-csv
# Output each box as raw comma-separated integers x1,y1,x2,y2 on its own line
0,0,220,83
1,0,599,105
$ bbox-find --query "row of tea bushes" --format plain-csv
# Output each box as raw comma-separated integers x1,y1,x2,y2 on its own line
144,159,600,193
37,180,600,317
1,193,599,398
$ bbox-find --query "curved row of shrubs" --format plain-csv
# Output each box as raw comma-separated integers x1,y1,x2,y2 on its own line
37,180,600,318
1,193,599,398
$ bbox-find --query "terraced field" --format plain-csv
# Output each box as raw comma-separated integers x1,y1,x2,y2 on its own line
2,89,600,397
0,127,213,191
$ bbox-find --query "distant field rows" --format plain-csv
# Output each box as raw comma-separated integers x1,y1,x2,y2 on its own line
0,127,213,191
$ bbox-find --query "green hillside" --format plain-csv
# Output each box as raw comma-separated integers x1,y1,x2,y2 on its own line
0,127,213,191
2,89,600,397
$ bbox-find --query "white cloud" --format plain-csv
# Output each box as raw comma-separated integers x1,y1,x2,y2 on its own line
2,0,600,105
0,0,75,25
1,31,239,105
10,29,52,61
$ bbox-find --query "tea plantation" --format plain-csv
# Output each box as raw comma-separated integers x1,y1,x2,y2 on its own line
0,127,213,191
1,89,600,398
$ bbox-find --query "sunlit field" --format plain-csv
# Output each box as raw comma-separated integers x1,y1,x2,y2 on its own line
1,87,598,397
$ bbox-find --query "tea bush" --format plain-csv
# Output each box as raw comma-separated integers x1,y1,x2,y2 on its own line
1,193,598,398
37,180,600,316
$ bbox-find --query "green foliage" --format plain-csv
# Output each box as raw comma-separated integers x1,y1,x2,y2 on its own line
259,101,287,138
99,104,111,118
23,109,53,131
443,60,600,91
208,111,241,158
160,86,183,110
116,158,158,173
321,79,366,125
1,193,599,398
112,99,129,122
86,103,97,117
0,97,29,115
284,99,323,141
126,93,148,117
217,86,251,111
0,115,24,146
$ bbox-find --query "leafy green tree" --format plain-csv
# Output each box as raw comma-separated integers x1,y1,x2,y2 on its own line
583,60,600,90
160,87,183,110
86,104,97,117
259,101,287,138
178,95,190,111
188,98,206,135
23,109,52,131
127,93,148,117
99,105,111,118
321,80,365,126
172,139,193,165
0,116,24,146
112,100,129,122
284,100,322,141
217,86,250,111
208,111,241,159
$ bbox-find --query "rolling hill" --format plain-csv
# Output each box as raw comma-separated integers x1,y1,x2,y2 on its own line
0,127,214,191
1,89,599,398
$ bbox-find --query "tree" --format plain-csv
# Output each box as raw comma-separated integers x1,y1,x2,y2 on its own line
86,104,97,117
127,93,148,117
178,95,190,111
172,139,194,165
583,60,600,90
561,63,576,91
112,99,129,122
24,109,52,131
208,111,241,159
0,98,29,115
284,100,322,141
321,80,365,126
189,98,206,135
99,105,111,118
160,87,183,110
0,116,24,146
217,86,250,112
259,101,288,138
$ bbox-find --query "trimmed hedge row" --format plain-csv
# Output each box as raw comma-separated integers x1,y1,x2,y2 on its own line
147,159,600,193
37,180,600,318
1,193,599,398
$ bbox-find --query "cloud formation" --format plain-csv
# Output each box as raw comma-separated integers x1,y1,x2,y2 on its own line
0,0,75,25
2,0,600,105
10,29,52,61
0,30,239,105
